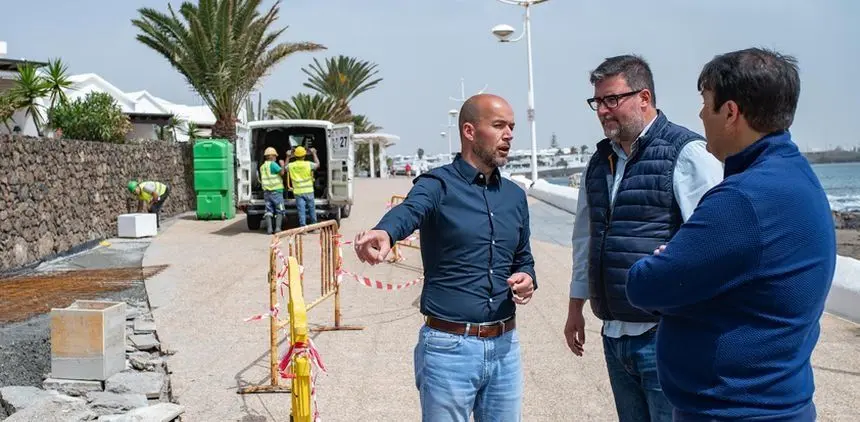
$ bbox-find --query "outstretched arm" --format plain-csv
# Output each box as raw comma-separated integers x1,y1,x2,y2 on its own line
373,175,443,245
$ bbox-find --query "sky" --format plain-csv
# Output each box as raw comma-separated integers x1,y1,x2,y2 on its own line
3,0,859,156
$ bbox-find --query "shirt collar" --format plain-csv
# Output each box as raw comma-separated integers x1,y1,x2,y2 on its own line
453,153,501,185
609,112,659,159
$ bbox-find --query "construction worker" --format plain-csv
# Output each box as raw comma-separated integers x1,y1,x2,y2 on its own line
127,180,170,229
286,146,319,227
259,147,286,234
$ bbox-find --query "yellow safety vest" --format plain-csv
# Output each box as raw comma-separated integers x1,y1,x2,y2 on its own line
137,181,167,202
288,161,314,195
260,161,284,191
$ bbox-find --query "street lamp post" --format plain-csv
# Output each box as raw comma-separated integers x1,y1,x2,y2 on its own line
491,0,549,183
447,109,458,158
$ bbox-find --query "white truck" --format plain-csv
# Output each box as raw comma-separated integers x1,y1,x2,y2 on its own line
236,119,355,230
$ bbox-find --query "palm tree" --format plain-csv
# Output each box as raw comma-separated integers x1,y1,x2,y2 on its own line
351,114,380,134
185,122,204,140
132,0,325,140
266,93,348,122
10,63,50,136
351,114,381,173
301,55,382,117
0,93,21,133
43,58,73,111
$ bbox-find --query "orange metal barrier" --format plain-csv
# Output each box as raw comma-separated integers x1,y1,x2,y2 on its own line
388,195,420,262
238,220,363,397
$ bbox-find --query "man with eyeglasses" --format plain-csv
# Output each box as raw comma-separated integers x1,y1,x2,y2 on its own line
563,55,723,421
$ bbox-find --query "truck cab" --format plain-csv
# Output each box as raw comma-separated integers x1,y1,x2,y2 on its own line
238,119,355,230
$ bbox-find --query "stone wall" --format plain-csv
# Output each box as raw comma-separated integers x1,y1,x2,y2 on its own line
0,135,195,272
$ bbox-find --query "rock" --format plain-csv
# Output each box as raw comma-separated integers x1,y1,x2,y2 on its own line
128,352,164,372
2,393,95,422
86,391,148,416
129,334,160,351
42,378,104,397
0,386,59,413
834,210,860,230
98,402,184,422
133,318,157,334
125,307,144,321
105,372,165,399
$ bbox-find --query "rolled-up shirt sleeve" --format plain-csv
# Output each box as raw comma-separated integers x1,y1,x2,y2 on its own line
570,167,591,299
373,175,443,246
673,140,724,221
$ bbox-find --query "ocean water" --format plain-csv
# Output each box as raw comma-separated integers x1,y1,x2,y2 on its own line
547,162,860,212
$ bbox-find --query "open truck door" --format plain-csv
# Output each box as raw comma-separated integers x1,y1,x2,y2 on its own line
236,123,252,205
327,122,354,225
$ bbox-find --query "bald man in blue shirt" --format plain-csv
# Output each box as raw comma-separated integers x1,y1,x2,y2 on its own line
354,94,536,422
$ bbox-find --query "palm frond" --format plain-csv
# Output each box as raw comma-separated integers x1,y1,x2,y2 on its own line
132,0,326,138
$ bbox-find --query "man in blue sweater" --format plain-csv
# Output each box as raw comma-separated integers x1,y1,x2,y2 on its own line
626,48,836,421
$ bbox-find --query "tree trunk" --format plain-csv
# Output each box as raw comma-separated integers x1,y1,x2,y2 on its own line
212,116,237,140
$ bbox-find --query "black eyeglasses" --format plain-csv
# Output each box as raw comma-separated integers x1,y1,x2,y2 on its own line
586,90,643,111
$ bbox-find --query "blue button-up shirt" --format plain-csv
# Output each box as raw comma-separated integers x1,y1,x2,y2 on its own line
374,154,537,323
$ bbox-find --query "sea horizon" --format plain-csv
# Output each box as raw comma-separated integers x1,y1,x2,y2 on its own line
546,161,860,212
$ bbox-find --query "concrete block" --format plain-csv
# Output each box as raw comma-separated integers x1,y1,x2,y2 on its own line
42,378,104,397
3,394,95,422
98,403,184,422
86,391,148,416
117,213,157,238
128,352,164,372
133,318,156,334
50,300,126,381
129,334,160,351
105,372,165,399
0,386,59,413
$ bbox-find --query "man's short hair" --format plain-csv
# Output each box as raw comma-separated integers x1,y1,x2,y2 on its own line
697,47,800,133
589,54,657,106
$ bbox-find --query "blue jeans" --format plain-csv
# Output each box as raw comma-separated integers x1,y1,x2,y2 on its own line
413,323,522,422
602,329,673,422
295,193,317,226
263,190,285,216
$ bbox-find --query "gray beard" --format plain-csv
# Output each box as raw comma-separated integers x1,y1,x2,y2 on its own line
473,145,507,169
604,114,647,144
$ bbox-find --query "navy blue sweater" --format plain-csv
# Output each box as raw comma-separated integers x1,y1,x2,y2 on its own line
626,131,835,421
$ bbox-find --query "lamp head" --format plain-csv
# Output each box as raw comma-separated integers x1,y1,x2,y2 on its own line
492,24,516,42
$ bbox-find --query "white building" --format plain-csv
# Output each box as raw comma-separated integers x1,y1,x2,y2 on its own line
354,133,399,178
0,42,248,142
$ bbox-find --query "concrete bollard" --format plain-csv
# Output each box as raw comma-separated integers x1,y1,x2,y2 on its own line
50,300,127,381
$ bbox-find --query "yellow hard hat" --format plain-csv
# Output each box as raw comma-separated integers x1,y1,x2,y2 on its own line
294,146,307,157
264,147,278,157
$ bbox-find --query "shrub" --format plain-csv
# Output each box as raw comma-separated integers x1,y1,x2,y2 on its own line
49,92,132,143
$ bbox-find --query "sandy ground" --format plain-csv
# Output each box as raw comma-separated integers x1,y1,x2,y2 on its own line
837,229,860,260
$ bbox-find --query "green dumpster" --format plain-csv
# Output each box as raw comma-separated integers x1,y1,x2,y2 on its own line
193,139,235,220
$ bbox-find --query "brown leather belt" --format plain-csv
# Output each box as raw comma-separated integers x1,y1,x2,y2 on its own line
425,316,516,338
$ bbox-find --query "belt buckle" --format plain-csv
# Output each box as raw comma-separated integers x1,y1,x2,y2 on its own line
496,319,507,336
475,319,506,338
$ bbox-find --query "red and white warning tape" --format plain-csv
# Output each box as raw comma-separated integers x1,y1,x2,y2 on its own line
336,268,423,290
243,241,303,323
279,338,326,421
330,235,423,290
